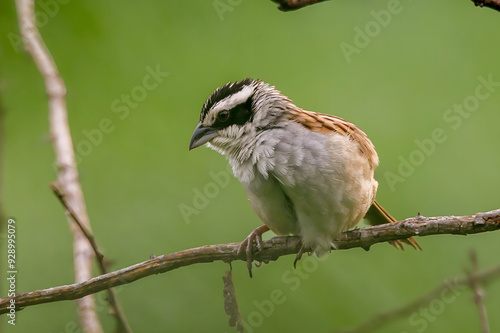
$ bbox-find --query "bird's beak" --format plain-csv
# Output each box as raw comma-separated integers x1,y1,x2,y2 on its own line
189,123,218,150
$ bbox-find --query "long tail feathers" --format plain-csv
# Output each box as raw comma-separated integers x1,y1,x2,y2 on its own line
364,200,422,251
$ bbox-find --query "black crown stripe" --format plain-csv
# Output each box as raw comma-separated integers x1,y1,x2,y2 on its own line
200,78,256,121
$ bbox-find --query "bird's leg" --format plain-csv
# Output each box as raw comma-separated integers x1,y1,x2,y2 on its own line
237,225,270,278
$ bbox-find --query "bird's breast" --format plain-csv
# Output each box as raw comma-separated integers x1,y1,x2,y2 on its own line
229,122,377,249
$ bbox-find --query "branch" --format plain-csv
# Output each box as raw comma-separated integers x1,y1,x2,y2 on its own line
334,262,500,333
14,1,130,332
1,209,499,315
472,0,500,12
51,184,105,264
269,0,500,12
467,251,490,333
51,184,132,333
272,0,328,11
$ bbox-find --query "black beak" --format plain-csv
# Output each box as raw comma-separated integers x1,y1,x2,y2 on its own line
189,123,218,150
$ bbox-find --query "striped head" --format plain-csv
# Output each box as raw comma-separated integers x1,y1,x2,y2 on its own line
189,79,294,156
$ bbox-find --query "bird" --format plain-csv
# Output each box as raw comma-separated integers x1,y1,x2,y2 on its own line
189,78,420,276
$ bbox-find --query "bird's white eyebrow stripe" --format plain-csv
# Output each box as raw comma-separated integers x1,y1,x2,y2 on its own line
211,86,253,113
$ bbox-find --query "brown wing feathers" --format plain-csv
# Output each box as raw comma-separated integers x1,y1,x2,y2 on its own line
289,109,378,168
289,107,420,251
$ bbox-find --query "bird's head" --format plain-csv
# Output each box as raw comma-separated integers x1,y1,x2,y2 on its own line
189,79,293,156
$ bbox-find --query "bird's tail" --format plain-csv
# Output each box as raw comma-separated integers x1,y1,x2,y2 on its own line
364,200,422,251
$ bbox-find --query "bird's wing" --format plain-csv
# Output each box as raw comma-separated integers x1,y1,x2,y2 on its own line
288,108,379,168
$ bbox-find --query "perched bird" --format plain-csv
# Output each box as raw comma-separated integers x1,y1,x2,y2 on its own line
189,79,420,276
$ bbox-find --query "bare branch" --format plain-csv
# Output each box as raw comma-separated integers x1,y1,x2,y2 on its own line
270,0,500,12
51,184,105,263
14,1,130,331
0,209,499,315
51,184,132,333
272,0,328,11
467,251,490,333
334,263,500,333
471,0,500,12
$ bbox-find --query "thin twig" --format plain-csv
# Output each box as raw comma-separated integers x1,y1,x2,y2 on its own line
334,264,500,333
51,184,105,263
0,208,499,315
467,251,490,333
51,184,132,333
14,1,130,332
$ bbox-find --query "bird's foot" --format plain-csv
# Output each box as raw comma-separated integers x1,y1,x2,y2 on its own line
237,225,270,278
293,241,314,268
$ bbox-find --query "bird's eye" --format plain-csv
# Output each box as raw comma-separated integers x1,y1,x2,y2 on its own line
217,110,230,122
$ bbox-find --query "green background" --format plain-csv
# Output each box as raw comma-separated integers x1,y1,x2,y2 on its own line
1,0,500,332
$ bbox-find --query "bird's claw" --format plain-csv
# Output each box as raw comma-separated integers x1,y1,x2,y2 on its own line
237,225,269,278
293,244,306,269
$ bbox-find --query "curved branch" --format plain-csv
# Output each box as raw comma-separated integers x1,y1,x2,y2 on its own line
1,209,499,315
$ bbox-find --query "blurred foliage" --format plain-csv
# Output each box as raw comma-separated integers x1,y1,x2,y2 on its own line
1,0,499,332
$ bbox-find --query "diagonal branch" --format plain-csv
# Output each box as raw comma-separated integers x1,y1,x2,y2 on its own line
14,1,130,332
51,184,132,333
334,262,500,333
0,208,499,315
